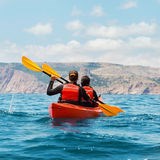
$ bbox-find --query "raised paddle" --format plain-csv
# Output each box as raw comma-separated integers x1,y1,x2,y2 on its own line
42,63,69,83
41,63,124,116
21,56,63,83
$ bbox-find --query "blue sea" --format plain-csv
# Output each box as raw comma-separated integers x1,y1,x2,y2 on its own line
0,94,159,160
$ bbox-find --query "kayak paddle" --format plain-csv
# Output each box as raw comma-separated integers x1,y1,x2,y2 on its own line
21,56,63,83
42,64,69,83
22,56,43,72
98,99,124,114
98,103,118,116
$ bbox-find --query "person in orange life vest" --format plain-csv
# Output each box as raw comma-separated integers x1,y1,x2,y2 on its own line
80,75,99,107
47,70,90,105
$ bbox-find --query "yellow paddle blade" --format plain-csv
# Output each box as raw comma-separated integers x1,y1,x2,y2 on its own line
42,63,61,78
105,104,124,113
98,103,117,117
100,107,117,117
22,56,42,72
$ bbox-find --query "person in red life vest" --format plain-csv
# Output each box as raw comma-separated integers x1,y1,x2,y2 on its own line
47,70,90,105
81,75,99,107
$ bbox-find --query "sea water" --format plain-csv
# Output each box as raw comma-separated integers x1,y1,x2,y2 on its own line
0,94,159,160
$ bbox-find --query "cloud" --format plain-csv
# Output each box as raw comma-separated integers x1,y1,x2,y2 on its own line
0,41,22,62
128,36,159,49
84,37,160,67
66,21,157,38
1,35,160,68
25,23,53,35
85,22,157,38
121,1,137,9
1,21,160,67
66,20,84,32
84,38,124,51
21,40,89,62
90,5,105,17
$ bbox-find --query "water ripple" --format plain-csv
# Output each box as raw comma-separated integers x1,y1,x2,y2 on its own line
0,94,160,160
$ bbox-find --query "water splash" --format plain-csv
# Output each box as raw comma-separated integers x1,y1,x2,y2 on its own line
9,94,14,113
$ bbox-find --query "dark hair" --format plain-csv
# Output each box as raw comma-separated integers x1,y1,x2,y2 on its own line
81,75,90,86
69,70,78,82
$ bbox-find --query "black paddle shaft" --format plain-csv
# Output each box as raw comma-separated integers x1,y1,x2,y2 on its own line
42,71,63,84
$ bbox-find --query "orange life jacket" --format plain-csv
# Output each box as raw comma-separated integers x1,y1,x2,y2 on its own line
82,86,94,100
61,83,80,102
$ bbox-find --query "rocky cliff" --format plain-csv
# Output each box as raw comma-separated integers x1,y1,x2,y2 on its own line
0,65,47,93
90,64,160,94
0,63,159,94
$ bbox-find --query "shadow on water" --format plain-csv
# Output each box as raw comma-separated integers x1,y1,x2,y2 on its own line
47,117,100,133
33,115,96,132
51,118,88,127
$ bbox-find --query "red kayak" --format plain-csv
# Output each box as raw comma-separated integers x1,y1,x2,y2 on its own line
49,102,102,119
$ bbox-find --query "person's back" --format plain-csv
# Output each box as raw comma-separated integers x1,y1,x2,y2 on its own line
47,70,90,105
81,75,99,107
60,70,80,104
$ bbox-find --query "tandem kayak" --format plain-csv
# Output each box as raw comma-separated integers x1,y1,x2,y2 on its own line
49,102,102,119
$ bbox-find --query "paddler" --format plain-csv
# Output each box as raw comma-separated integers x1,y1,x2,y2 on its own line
81,75,99,107
47,70,91,106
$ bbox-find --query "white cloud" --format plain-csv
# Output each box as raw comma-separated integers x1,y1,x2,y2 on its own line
121,1,137,9
67,40,81,48
129,37,157,48
21,40,89,62
85,22,157,38
66,20,84,35
90,5,105,17
66,20,84,31
84,39,124,51
0,41,23,62
1,35,160,68
25,23,53,35
66,21,157,39
1,20,160,68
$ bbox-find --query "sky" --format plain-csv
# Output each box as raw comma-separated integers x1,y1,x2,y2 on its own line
0,0,160,67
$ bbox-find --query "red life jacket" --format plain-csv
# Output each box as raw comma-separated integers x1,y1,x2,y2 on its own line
83,86,94,100
61,83,80,102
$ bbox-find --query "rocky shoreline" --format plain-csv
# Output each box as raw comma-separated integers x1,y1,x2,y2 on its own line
0,63,160,94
